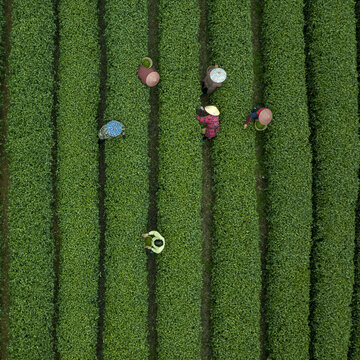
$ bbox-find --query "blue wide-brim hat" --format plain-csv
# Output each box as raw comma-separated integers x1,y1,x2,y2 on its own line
106,121,123,137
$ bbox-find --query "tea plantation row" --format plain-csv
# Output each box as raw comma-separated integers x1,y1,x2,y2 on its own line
306,1,359,359
262,0,312,359
56,1,100,358
103,0,149,358
208,0,261,358
350,4,360,360
156,0,203,358
6,1,55,359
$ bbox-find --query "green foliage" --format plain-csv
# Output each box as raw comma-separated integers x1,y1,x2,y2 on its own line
305,0,359,358
208,0,262,359
6,1,55,358
0,0,4,81
0,0,4,348
56,1,100,358
102,0,149,359
349,4,360,358
350,201,360,360
156,0,203,358
261,1,313,359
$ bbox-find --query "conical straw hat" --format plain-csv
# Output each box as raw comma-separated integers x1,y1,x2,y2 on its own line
258,108,272,125
205,106,220,116
210,68,227,83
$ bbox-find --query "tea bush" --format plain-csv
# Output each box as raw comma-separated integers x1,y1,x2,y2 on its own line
262,1,313,359
102,0,150,358
56,1,100,358
156,0,203,358
208,0,262,358
6,1,55,358
305,0,359,358
349,5,360,359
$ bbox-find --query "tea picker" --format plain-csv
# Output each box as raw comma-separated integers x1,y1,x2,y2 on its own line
98,121,125,140
201,65,227,95
196,105,220,142
142,231,165,254
244,108,273,131
137,57,160,87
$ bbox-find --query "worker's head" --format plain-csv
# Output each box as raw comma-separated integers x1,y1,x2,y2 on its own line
258,108,272,125
154,239,163,247
205,106,220,116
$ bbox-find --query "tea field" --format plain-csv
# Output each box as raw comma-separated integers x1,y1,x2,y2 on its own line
0,0,359,359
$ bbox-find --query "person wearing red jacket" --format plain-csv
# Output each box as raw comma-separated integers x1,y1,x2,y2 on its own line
196,106,220,142
244,107,273,130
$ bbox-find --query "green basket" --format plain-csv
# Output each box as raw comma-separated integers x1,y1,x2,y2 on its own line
142,57,153,68
255,121,267,131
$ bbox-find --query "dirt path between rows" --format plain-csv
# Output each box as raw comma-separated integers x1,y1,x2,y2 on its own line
348,3,360,358
198,0,214,358
0,0,12,358
96,0,107,358
147,0,160,357
250,0,268,358
51,1,60,359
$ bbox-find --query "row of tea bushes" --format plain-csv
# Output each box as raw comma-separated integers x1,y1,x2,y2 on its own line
262,0,313,358
6,1,55,358
103,0,150,358
349,4,360,359
56,1,100,358
208,0,262,358
156,0,203,358
305,0,359,359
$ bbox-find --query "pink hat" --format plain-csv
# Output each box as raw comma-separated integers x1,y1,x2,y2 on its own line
146,71,160,87
258,108,272,125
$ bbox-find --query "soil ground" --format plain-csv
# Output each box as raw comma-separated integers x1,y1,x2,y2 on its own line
0,0,12,358
96,0,107,358
147,0,160,357
198,0,214,359
51,1,60,359
250,0,268,359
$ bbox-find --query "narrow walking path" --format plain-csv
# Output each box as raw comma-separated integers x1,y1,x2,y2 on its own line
0,0,12,359
198,0,214,358
147,0,160,357
51,1,60,359
250,0,267,358
96,0,107,358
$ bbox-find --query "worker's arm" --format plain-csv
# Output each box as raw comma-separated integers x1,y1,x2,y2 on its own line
244,109,261,129
244,116,252,129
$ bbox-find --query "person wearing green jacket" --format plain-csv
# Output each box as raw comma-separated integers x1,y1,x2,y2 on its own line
141,231,165,254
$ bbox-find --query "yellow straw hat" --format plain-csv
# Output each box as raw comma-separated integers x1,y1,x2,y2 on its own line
258,108,272,125
205,106,220,116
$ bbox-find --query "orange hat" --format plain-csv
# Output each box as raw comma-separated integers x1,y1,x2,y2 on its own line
258,108,272,125
146,71,160,87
